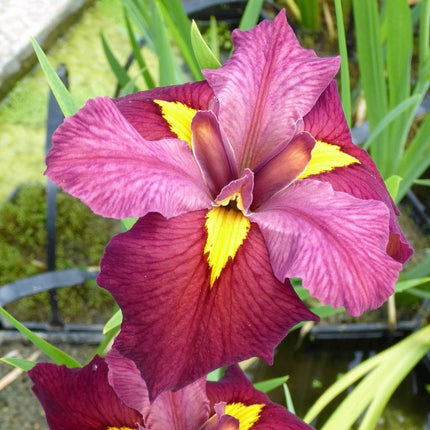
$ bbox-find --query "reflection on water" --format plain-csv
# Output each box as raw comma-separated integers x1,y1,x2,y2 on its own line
247,331,430,429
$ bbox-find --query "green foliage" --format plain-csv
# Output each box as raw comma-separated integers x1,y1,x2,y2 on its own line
304,325,430,429
353,0,430,202
0,184,117,322
0,306,81,368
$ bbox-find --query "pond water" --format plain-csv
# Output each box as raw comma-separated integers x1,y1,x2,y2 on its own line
248,331,430,429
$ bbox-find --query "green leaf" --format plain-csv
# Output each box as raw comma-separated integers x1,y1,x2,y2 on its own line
239,0,264,31
254,374,289,393
30,37,77,117
0,357,36,371
395,276,430,293
297,0,320,31
398,110,430,201
101,32,137,93
123,7,155,89
103,308,123,334
151,1,180,85
415,179,430,186
0,307,81,368
384,175,402,201
120,217,138,231
305,325,430,429
362,94,421,151
334,0,351,127
154,0,202,81
283,383,296,414
352,0,389,176
191,20,221,70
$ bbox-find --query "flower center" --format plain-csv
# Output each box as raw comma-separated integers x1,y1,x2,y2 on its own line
204,200,250,286
224,402,265,430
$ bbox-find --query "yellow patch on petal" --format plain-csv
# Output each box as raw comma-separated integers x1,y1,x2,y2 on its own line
106,427,134,430
298,140,360,179
225,402,265,430
154,99,197,147
205,206,250,286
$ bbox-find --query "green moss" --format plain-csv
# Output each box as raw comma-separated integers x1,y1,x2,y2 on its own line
1,184,119,323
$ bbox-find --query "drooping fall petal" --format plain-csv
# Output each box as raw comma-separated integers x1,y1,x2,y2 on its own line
114,81,214,141
28,356,144,430
252,179,403,316
203,11,340,172
302,81,413,263
206,365,314,430
107,349,210,430
47,97,211,219
98,210,317,400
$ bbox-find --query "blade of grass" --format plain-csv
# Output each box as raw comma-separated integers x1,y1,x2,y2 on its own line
0,307,81,368
395,276,430,293
334,0,351,127
155,0,202,81
101,32,137,93
30,37,77,117
362,94,421,151
283,383,296,414
239,0,264,31
254,375,289,393
297,0,320,31
305,325,430,427
124,8,155,89
191,21,222,70
415,179,430,186
151,1,181,85
358,325,430,430
0,357,36,372
352,0,389,176
385,0,412,175
397,110,430,201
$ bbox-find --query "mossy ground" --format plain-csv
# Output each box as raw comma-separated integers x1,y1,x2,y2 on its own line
1,184,119,323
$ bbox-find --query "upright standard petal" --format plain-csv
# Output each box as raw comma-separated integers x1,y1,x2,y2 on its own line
47,97,211,219
205,365,314,430
98,210,317,400
302,81,413,263
252,180,403,316
203,11,340,172
29,356,144,430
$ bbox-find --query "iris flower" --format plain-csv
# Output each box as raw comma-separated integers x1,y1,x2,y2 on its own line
46,12,412,399
29,351,313,429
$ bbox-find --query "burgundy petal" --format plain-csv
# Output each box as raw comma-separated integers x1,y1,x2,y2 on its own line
98,210,317,400
114,81,214,140
203,11,339,172
145,378,210,429
303,81,413,263
106,348,150,416
206,365,314,430
47,97,211,219
252,180,403,316
28,356,144,430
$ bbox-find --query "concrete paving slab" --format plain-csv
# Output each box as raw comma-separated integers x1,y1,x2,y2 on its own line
0,0,95,99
